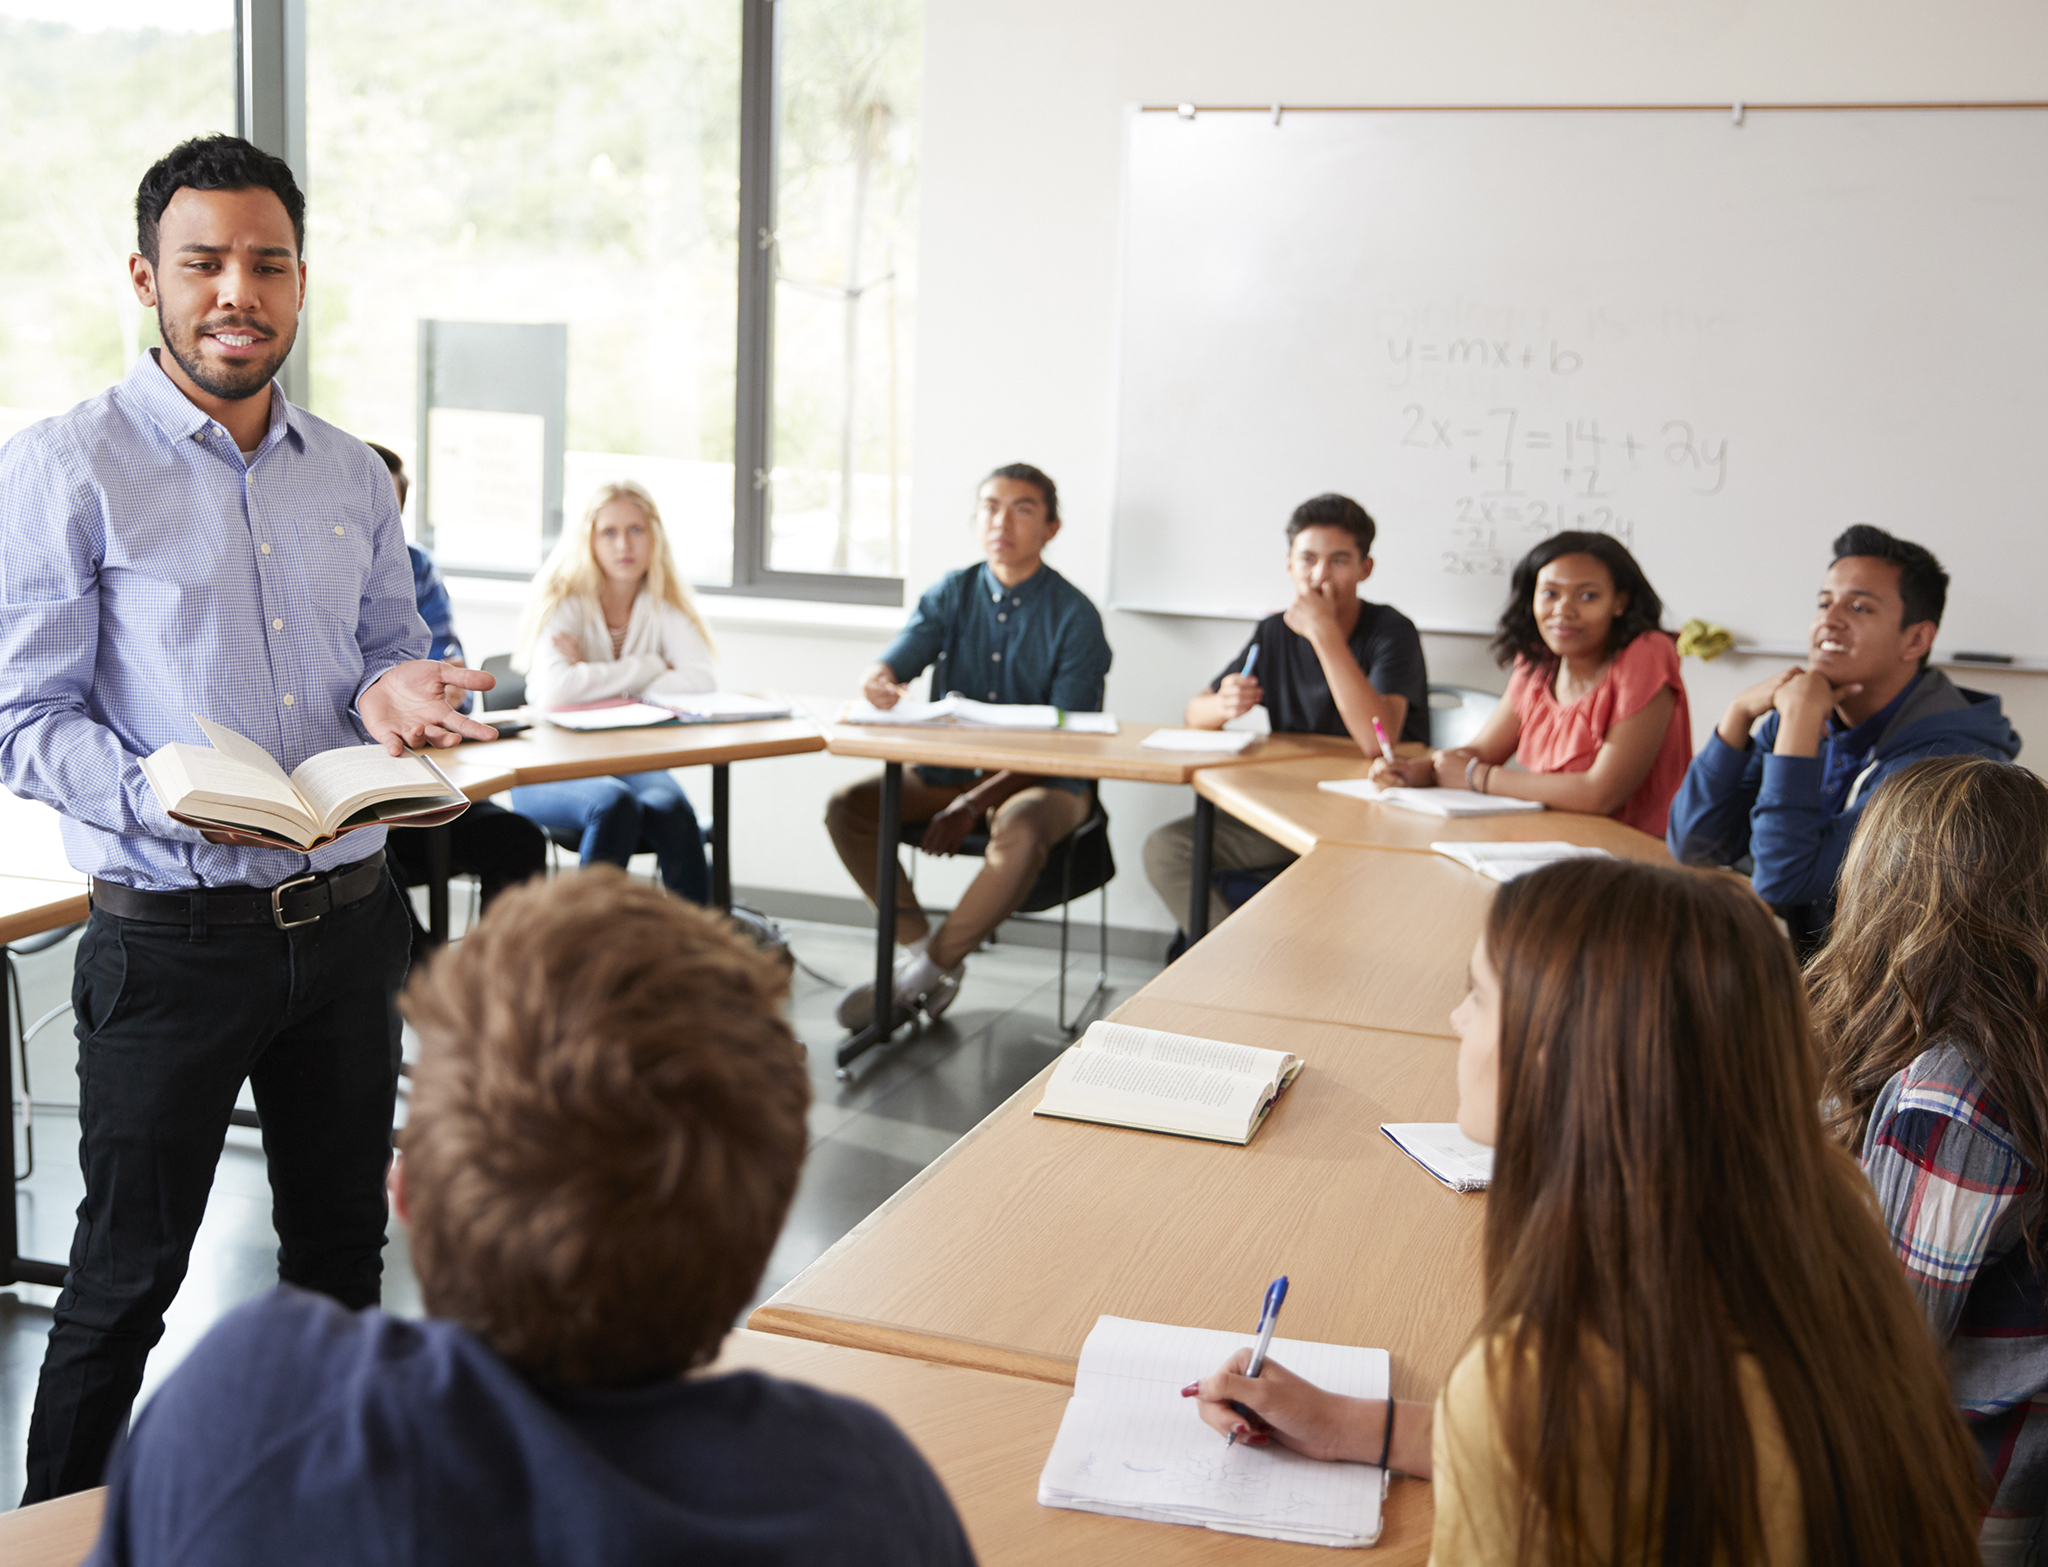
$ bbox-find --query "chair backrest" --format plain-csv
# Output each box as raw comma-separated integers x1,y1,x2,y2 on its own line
1426,684,1501,751
480,653,526,712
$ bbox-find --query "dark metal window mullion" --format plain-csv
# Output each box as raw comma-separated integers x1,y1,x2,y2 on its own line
731,0,778,592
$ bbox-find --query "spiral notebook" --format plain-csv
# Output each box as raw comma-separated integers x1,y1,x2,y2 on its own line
1038,1315,1390,1548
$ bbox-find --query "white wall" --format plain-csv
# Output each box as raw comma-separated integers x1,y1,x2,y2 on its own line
457,0,2048,944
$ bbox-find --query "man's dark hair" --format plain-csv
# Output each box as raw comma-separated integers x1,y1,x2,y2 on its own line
136,135,305,265
1286,493,1376,557
981,462,1059,523
366,442,408,506
1831,525,1948,632
1492,530,1665,670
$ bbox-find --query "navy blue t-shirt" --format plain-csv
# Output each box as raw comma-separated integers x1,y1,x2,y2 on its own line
1212,603,1430,744
89,1289,976,1567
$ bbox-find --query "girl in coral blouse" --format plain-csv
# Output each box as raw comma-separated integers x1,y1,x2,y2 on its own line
1372,531,1692,836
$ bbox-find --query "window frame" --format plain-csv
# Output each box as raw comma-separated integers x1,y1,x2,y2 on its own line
239,0,906,606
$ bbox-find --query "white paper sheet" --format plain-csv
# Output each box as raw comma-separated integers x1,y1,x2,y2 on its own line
1039,1315,1389,1547
1430,841,1611,882
1316,778,1545,817
1382,1122,1495,1191
1138,728,1260,753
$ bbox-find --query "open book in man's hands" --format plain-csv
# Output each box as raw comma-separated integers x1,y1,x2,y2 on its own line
141,717,468,850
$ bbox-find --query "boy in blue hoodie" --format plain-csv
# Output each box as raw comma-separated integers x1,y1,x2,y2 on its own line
1668,526,2020,956
86,868,974,1567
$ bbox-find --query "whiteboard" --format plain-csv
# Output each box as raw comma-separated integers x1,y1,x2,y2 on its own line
1109,106,2048,660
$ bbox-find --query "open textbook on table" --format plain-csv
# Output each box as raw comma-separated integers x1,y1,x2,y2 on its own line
1040,1314,1390,1547
1033,1020,1302,1145
141,717,466,851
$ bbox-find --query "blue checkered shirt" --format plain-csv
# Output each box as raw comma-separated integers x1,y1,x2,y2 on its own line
0,351,428,891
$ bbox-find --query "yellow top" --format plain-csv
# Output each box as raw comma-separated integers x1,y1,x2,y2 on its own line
1429,1334,1806,1565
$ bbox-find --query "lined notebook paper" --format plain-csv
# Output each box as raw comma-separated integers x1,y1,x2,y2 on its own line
1039,1315,1390,1547
1318,778,1545,817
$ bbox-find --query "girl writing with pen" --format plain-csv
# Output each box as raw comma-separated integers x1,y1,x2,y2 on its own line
1190,859,1981,1564
1370,532,1691,836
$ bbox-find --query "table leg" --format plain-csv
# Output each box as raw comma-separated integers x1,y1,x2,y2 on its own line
1186,792,1216,946
3,950,68,1289
710,763,732,910
425,824,452,945
837,760,903,1073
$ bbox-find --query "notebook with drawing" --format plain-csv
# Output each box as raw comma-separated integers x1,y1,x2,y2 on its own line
1038,1315,1390,1547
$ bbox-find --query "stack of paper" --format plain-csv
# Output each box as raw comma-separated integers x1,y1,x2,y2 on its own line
1039,1315,1389,1547
1382,1123,1494,1191
542,700,680,732
836,695,1119,734
1431,841,1612,882
1137,728,1261,754
1317,778,1545,817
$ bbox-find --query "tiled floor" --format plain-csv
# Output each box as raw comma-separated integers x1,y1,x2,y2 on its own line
0,884,1161,1508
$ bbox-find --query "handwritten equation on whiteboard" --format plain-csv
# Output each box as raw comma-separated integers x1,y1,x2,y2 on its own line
1384,340,1731,580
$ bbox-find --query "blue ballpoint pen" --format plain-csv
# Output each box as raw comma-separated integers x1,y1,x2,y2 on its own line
1225,1275,1288,1447
1240,644,1259,679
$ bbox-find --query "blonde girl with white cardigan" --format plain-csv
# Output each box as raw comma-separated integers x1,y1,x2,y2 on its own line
510,482,719,901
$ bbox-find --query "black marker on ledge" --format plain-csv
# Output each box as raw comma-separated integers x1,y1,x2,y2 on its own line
1950,652,2016,665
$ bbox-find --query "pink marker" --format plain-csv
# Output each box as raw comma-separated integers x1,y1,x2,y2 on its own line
1371,717,1392,755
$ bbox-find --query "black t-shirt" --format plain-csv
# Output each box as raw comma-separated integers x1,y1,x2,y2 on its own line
1210,603,1430,744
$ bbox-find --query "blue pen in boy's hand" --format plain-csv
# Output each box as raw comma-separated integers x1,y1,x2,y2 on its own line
1225,1275,1288,1447
1240,644,1259,679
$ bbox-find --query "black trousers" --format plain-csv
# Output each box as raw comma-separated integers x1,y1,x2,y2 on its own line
21,870,410,1501
383,799,549,948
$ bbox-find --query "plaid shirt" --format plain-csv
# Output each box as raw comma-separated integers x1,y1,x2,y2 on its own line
1863,1040,2048,1561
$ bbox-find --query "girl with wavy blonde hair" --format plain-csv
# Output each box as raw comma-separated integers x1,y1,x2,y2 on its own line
509,481,720,901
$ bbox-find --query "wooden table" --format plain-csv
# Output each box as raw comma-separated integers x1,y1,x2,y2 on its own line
716,1329,1425,1564
0,1488,103,1567
1195,752,1676,862
753,989,1481,1377
424,713,826,938
0,1334,1425,1565
1130,845,1496,1037
820,722,1362,1068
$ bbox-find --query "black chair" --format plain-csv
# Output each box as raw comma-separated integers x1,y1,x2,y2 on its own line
899,791,1115,1031
479,653,526,712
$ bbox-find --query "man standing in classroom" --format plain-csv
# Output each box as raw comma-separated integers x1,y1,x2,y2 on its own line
0,135,494,1499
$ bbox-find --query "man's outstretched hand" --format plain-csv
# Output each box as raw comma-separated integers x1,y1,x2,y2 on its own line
360,660,498,754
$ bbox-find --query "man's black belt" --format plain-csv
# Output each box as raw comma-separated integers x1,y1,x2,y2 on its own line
90,851,387,931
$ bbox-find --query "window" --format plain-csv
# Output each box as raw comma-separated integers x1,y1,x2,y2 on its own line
754,0,920,592
0,0,236,444
305,0,742,582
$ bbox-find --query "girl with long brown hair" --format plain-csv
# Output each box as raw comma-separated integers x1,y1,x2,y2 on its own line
1194,858,1981,1564
1811,754,2048,1564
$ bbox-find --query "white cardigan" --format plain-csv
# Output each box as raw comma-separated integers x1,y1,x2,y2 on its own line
525,592,717,709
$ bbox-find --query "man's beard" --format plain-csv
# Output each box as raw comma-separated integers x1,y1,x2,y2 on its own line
157,304,294,401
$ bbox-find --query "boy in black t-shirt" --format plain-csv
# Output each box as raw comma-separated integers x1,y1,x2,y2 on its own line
1142,494,1428,945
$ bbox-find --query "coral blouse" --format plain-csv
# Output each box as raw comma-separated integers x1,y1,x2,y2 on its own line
1503,632,1692,837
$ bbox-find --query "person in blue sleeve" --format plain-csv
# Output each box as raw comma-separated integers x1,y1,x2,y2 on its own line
0,136,497,1501
1667,525,2020,956
824,463,1112,1028
84,869,977,1567
366,443,547,948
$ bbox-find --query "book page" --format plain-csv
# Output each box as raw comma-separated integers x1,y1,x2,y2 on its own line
1039,1048,1272,1141
144,742,312,827
288,746,447,832
1038,1315,1389,1546
192,716,297,787
1079,1021,1285,1083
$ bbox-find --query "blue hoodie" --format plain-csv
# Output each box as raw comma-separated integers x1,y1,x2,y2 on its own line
1667,667,2021,950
